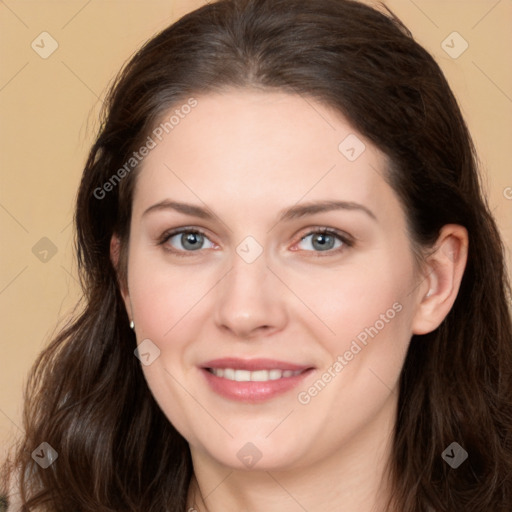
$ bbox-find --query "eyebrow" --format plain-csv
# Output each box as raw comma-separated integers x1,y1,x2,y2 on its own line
142,199,377,222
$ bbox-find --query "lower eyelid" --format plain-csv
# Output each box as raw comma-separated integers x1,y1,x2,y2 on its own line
296,230,352,247
158,229,212,250
159,228,352,254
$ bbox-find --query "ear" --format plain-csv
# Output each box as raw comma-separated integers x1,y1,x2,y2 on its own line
411,224,468,335
110,234,132,318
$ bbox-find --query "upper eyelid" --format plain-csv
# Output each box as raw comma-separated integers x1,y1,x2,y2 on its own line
294,229,353,250
159,226,353,251
160,227,213,242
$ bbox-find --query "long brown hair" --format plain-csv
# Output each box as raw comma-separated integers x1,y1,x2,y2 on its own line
3,0,511,510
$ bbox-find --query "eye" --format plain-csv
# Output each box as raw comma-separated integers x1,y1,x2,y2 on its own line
159,229,216,253
295,229,352,253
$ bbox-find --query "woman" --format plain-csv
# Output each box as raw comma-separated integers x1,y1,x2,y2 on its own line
3,0,511,510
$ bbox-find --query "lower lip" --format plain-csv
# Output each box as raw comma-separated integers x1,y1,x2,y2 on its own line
201,368,314,403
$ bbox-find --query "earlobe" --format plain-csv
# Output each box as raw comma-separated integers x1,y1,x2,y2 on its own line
110,234,131,313
411,224,468,335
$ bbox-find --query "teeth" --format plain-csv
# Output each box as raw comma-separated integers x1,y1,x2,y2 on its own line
234,369,251,382
209,368,303,382
224,368,235,380
250,370,269,381
269,369,282,380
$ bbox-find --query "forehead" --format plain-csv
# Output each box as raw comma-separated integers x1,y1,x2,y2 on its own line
132,89,396,220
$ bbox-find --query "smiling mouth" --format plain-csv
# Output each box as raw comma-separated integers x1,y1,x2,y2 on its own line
201,360,315,402
206,368,306,382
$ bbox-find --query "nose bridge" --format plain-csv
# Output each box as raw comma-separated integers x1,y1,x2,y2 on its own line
213,244,287,337
224,247,272,307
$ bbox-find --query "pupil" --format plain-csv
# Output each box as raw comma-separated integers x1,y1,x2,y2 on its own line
313,233,334,251
182,232,203,250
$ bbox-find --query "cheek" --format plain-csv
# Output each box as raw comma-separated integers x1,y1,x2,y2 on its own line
128,251,216,340
127,254,213,441
290,247,416,403
295,258,412,346
289,260,414,443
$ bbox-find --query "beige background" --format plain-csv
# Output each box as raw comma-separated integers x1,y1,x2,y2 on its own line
1,0,511,457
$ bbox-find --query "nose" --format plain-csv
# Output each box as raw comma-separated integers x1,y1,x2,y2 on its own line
213,251,288,340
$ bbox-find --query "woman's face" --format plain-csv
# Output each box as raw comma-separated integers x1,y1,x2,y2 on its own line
119,90,427,471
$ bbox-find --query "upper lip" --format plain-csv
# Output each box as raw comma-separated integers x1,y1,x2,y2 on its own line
201,358,313,372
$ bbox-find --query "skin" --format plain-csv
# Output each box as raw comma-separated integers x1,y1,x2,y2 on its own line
111,89,468,512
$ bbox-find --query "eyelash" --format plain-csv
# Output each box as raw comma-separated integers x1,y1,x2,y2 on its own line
157,227,354,257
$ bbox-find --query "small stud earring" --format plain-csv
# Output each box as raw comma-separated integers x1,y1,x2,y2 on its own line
130,320,135,329
426,289,433,298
